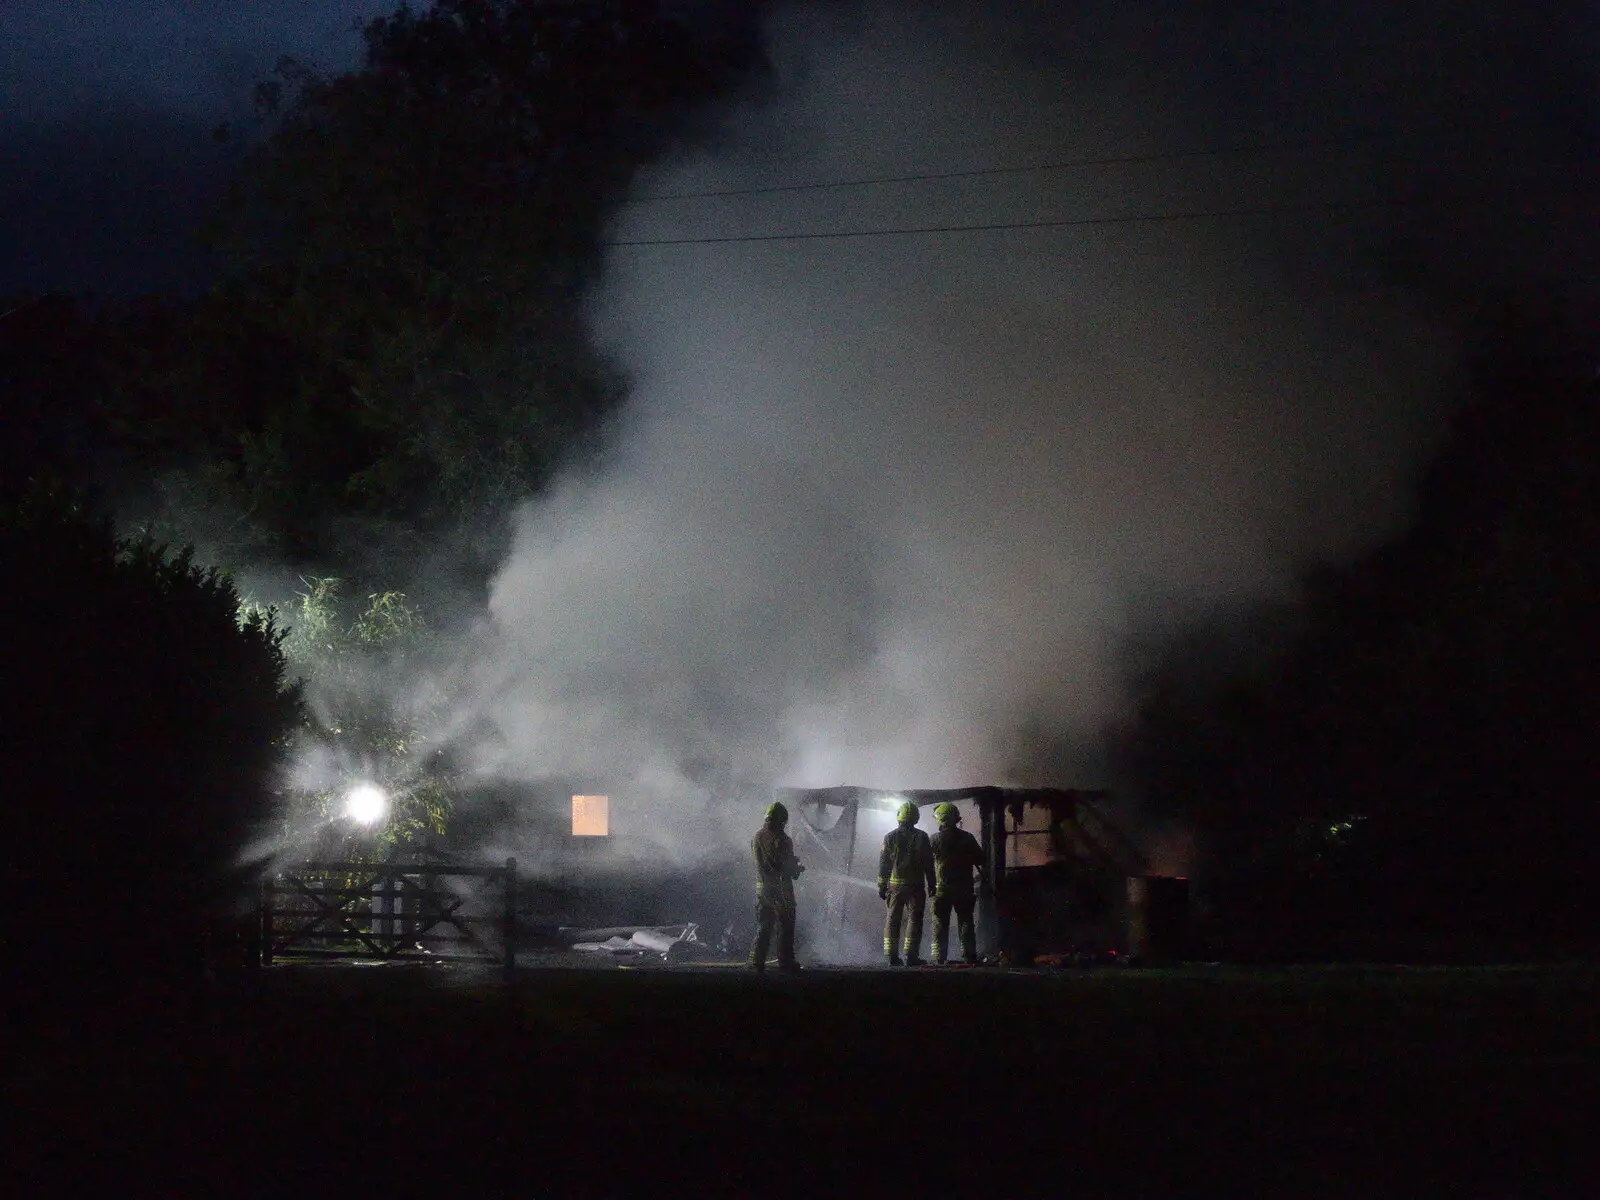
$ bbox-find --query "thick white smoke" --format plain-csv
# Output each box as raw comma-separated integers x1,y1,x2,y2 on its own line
471,2,1466,830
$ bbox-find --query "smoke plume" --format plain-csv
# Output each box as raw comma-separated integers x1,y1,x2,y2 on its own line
461,1,1594,838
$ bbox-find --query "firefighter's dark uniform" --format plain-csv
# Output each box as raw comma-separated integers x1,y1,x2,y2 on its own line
878,805,935,965
931,815,984,965
749,804,804,970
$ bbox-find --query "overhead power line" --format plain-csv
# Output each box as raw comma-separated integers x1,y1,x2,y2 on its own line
603,197,1401,248
622,137,1389,205
606,176,1600,249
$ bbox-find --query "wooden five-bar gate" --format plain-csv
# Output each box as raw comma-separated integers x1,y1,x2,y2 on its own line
259,856,518,977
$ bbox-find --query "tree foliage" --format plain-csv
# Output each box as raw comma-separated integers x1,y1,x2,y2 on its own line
2,489,303,982
0,7,770,912
266,577,456,857
162,0,766,561
0,296,111,500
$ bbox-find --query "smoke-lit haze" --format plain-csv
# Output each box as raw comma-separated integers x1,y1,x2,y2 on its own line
455,1,1598,842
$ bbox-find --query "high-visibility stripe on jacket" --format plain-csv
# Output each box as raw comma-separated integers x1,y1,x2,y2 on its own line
930,826,984,897
878,825,935,894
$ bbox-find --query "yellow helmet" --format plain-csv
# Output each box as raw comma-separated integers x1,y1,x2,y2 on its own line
934,801,960,827
896,800,919,825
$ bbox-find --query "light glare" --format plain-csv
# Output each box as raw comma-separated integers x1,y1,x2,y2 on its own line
572,794,610,836
344,783,389,825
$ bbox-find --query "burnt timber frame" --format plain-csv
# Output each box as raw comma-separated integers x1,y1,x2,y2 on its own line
782,785,1151,958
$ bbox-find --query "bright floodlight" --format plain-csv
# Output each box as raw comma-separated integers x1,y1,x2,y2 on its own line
344,783,389,825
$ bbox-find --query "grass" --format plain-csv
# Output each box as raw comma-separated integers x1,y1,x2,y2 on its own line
11,962,1596,1197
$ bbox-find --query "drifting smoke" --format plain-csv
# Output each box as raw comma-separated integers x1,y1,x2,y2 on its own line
404,2,1600,858
470,2,1460,809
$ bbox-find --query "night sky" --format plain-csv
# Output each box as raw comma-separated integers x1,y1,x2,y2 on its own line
7,2,1598,298
1,1,394,295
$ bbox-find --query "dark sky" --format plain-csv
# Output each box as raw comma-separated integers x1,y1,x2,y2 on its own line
0,1,394,295
4,1,1597,299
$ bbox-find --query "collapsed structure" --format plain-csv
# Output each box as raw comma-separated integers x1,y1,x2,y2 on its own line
778,786,1189,964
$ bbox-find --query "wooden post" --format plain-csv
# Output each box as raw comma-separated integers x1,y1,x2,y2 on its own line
260,876,275,966
839,794,859,932
502,857,517,981
414,832,437,940
980,796,1008,960
243,877,263,968
977,797,993,957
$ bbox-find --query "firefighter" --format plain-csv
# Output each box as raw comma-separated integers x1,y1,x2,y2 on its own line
878,799,935,966
748,801,805,971
930,801,984,965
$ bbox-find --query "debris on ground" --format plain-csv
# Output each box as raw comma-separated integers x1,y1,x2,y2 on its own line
566,922,726,962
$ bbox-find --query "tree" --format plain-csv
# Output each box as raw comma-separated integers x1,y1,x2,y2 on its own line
2,489,303,985
0,295,118,502
263,577,456,859
159,0,766,565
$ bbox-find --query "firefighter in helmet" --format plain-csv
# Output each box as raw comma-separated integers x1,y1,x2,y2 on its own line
749,800,805,971
930,801,984,965
878,799,936,966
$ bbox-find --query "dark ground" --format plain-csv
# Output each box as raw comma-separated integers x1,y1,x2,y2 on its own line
9,961,1597,1198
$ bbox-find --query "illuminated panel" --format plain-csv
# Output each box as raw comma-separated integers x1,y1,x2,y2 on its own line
1008,801,1054,868
572,795,610,837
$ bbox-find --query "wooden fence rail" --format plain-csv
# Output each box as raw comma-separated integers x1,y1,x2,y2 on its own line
258,857,517,978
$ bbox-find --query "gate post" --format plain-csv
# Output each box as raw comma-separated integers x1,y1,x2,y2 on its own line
260,875,275,966
502,857,517,981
